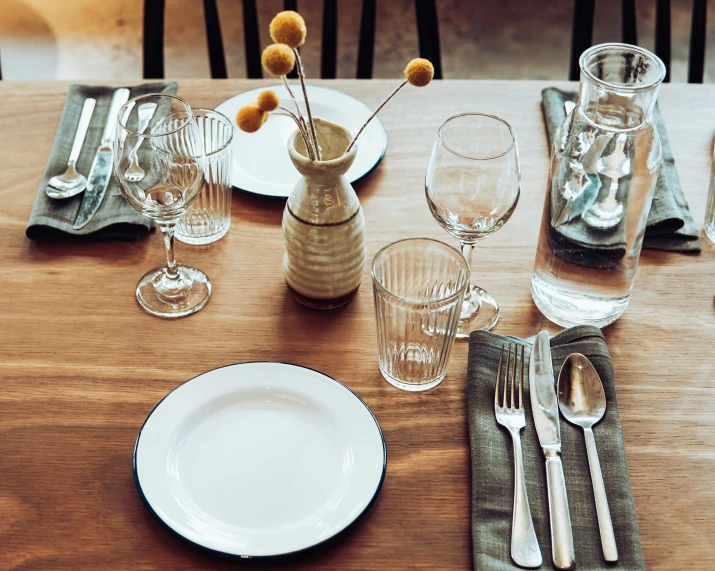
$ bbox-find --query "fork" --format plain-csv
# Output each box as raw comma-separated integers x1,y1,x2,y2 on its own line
123,102,158,183
495,343,542,568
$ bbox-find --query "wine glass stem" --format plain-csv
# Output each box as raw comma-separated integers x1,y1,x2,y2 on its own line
460,241,475,269
460,241,479,309
160,223,180,281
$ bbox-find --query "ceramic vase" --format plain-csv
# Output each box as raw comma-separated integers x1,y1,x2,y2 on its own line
282,118,367,309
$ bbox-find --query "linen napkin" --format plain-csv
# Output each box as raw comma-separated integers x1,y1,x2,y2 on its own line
542,87,700,256
468,326,644,571
26,82,177,241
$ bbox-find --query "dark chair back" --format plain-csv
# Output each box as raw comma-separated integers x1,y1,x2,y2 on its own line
569,0,708,83
143,0,443,80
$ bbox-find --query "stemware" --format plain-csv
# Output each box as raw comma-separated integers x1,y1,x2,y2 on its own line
426,113,521,335
114,93,211,318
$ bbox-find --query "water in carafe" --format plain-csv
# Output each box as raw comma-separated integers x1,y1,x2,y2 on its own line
531,44,666,328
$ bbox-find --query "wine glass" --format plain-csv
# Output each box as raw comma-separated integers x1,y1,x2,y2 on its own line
114,93,211,318
425,113,520,336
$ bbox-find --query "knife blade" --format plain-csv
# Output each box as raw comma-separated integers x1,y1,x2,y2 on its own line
73,88,130,229
529,331,576,570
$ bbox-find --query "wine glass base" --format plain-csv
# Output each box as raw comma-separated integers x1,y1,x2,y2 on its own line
136,265,212,318
456,285,499,338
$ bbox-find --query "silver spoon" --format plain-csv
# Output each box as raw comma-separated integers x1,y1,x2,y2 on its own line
46,98,96,199
558,353,618,563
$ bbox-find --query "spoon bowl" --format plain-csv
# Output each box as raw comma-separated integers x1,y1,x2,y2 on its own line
557,352,606,427
46,168,87,199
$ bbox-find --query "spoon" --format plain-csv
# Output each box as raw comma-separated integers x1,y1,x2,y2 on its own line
46,97,96,199
557,353,618,563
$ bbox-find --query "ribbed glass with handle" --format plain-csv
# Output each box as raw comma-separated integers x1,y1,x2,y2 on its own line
372,238,470,392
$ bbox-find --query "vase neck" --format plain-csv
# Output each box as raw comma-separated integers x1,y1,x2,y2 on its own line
577,43,665,131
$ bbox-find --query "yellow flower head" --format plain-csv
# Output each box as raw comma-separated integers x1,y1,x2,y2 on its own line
236,104,267,133
404,58,434,87
269,11,307,49
261,44,296,77
257,90,280,112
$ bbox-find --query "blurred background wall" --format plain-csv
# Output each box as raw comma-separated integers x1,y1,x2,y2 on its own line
0,0,712,81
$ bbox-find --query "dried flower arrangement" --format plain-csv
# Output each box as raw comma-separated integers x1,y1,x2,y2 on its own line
236,10,435,161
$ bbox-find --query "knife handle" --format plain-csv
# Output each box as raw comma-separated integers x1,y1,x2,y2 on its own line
102,88,131,143
545,451,575,570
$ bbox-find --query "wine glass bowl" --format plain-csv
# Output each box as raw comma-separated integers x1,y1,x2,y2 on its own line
426,113,520,335
114,94,211,318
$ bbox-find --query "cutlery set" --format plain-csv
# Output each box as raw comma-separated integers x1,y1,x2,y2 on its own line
46,88,141,228
496,331,617,569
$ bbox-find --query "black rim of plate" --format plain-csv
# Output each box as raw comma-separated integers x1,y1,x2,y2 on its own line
133,361,387,560
214,84,388,200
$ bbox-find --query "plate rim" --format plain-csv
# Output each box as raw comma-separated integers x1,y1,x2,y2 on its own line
133,360,387,559
214,84,388,200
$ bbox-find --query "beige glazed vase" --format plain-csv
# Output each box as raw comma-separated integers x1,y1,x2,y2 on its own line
282,118,367,309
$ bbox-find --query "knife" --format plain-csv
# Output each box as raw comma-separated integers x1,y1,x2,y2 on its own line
529,331,576,570
73,88,131,229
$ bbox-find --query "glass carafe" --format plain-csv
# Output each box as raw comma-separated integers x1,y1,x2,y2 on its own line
532,43,666,328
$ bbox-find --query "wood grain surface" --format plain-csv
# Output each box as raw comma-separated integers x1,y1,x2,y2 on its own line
1,79,714,570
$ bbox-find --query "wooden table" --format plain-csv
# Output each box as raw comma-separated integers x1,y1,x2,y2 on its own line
1,79,714,570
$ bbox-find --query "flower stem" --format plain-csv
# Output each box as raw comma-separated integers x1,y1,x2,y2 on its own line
275,108,315,159
346,80,408,154
293,49,321,160
282,75,304,122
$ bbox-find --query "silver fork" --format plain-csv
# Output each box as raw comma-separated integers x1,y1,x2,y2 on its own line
123,102,158,182
495,343,542,568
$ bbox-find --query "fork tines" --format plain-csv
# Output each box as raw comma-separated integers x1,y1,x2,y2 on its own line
495,343,525,411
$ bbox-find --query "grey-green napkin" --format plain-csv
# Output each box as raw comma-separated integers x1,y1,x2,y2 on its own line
542,87,700,254
26,82,177,241
468,326,644,571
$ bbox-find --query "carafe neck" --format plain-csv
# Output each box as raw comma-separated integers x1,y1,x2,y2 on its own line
577,43,665,131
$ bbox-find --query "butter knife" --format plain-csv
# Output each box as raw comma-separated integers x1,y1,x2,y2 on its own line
73,88,130,229
529,331,576,570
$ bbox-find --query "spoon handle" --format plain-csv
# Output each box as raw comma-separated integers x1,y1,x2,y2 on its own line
68,98,96,166
584,427,618,562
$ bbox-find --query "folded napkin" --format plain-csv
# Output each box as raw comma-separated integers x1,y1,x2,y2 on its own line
26,82,177,241
542,87,700,258
468,326,644,571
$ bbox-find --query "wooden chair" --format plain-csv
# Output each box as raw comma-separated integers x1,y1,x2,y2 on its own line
143,0,443,80
569,0,708,83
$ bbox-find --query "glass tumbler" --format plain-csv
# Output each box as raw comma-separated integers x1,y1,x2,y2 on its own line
372,238,470,392
176,109,234,245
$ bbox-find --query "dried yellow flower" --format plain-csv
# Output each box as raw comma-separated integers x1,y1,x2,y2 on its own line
236,104,267,133
261,44,296,77
404,58,434,87
257,90,280,112
269,11,307,49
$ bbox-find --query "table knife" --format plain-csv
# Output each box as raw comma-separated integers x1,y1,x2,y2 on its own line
529,331,576,570
73,88,130,229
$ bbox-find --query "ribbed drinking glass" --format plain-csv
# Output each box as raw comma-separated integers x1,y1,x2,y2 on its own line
176,109,234,244
372,238,470,392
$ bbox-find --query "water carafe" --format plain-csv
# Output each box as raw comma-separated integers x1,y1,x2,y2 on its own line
532,43,666,327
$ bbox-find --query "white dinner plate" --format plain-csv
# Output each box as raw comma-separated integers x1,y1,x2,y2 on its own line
214,85,387,198
134,362,386,558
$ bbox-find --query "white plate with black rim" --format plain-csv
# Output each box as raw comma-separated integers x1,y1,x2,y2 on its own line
134,362,386,558
214,85,387,198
